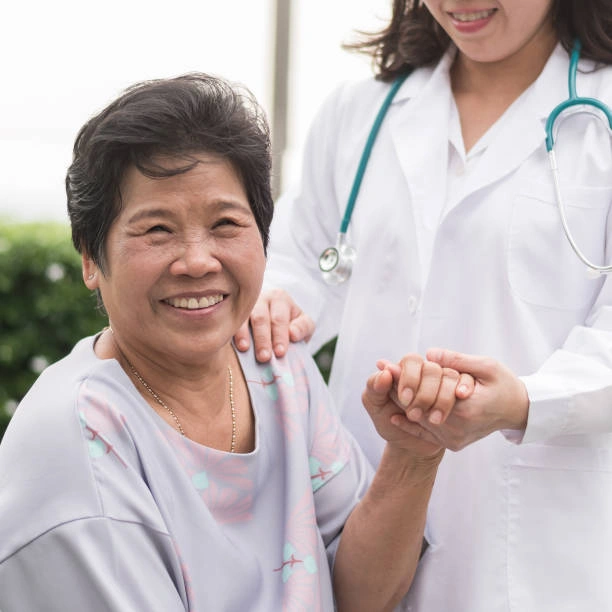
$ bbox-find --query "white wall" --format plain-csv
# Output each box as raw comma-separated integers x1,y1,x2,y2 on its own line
0,0,389,222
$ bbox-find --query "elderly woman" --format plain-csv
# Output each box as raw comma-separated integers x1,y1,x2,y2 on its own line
0,74,465,611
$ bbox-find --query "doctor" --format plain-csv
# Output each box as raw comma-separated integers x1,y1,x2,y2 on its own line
236,0,612,610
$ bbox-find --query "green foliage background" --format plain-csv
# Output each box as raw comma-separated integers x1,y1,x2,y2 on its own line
0,221,337,442
0,221,106,440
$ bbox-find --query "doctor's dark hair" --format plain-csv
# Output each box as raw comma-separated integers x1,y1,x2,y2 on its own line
66,73,273,271
348,0,612,81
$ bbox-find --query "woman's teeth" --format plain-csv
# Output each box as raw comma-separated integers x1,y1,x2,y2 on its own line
450,9,496,22
166,295,224,310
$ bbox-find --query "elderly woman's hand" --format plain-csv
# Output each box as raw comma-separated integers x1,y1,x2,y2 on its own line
234,288,315,362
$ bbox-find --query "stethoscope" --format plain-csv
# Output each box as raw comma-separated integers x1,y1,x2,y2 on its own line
320,39,612,284
318,73,409,285
546,39,612,275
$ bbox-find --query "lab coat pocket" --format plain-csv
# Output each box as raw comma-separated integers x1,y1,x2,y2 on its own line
508,180,610,310
507,444,612,612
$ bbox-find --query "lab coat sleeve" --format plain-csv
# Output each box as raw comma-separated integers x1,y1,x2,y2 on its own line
264,84,351,353
519,239,612,445
0,517,186,612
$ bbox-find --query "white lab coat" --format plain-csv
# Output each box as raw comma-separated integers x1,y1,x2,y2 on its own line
265,43,612,612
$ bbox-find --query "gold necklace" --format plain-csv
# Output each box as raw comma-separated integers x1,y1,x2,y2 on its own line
127,358,236,452
110,331,237,451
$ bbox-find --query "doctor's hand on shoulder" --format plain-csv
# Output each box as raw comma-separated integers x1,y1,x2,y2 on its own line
389,349,530,452
234,289,314,362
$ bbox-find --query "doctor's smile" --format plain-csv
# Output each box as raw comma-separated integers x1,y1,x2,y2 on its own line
448,9,497,23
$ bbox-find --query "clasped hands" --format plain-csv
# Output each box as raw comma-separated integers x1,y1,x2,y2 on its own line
365,350,530,454
236,289,530,454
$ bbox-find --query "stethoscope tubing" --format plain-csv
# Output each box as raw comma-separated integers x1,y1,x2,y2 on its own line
324,39,612,281
319,72,412,283
548,149,612,274
340,72,411,234
545,39,612,274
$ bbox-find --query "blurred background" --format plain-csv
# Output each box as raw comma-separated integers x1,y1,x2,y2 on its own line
1,0,390,222
0,0,390,438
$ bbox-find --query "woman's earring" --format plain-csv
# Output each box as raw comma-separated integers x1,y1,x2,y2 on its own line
88,273,95,280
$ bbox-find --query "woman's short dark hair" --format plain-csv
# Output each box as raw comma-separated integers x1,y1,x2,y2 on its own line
348,0,612,81
66,73,273,271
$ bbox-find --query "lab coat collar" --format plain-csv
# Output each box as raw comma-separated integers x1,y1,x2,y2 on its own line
390,42,568,118
447,42,570,210
387,42,572,218
387,48,454,236
391,46,456,104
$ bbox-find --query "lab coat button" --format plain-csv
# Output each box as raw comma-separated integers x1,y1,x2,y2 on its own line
407,295,418,315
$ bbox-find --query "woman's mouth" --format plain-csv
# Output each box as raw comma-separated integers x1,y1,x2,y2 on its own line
447,8,497,33
448,9,497,23
165,294,225,310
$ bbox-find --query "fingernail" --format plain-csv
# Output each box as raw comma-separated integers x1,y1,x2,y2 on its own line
400,389,413,406
258,349,271,361
429,410,443,424
408,407,421,421
274,344,285,355
237,339,249,351
457,384,468,395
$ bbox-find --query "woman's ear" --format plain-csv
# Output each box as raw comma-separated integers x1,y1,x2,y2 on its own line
82,254,100,289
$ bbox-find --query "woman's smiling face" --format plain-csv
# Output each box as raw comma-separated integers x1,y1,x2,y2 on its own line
84,153,266,366
422,0,556,64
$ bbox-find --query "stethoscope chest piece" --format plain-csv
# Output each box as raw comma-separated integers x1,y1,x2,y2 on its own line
319,233,356,285
317,73,410,284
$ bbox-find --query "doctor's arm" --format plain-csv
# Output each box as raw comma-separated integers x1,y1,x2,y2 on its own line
393,349,530,451
398,320,612,450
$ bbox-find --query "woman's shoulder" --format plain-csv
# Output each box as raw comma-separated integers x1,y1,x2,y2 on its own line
0,335,109,564
237,339,318,382
9,335,102,427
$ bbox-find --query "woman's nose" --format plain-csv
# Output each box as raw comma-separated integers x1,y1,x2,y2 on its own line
169,238,222,277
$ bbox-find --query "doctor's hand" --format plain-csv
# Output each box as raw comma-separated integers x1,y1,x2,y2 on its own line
392,349,530,452
234,289,315,363
367,354,475,451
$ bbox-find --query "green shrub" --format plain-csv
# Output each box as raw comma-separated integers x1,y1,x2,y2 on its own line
0,221,106,441
314,336,337,383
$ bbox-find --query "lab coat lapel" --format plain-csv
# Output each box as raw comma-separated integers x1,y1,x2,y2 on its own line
388,57,454,231
444,44,570,215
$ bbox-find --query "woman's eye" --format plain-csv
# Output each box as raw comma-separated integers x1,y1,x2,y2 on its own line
214,218,238,228
147,224,170,233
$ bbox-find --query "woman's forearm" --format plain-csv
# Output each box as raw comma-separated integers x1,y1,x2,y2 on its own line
333,445,443,612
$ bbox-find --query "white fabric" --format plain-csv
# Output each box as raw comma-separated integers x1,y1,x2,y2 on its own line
0,335,373,611
264,43,612,611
